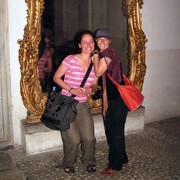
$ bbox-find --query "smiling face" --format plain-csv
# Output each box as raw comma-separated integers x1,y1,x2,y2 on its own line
79,34,95,55
96,37,111,52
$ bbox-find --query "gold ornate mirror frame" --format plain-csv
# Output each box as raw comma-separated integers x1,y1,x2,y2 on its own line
18,0,147,123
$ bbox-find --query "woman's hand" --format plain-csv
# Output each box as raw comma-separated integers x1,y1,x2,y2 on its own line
91,53,99,64
91,50,99,56
78,87,93,95
70,87,84,96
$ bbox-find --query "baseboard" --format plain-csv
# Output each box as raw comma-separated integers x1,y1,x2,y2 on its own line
21,106,145,155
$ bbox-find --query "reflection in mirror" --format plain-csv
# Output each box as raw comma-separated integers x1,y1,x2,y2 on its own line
18,0,147,123
42,0,129,75
39,0,129,111
38,29,55,93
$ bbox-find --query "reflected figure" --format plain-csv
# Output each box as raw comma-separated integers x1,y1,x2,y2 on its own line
38,29,55,93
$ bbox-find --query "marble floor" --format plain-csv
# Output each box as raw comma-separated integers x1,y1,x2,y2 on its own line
0,117,180,180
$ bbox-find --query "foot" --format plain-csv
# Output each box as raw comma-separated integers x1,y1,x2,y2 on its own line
86,164,96,173
63,166,75,173
106,160,128,167
101,167,119,175
123,158,129,165
123,160,128,167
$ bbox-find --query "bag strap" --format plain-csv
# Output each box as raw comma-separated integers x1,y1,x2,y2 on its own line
70,62,93,98
106,72,119,87
80,61,93,87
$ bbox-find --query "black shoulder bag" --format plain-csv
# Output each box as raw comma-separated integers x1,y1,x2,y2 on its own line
41,62,93,132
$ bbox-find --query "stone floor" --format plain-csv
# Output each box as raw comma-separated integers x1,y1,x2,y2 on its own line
0,117,180,180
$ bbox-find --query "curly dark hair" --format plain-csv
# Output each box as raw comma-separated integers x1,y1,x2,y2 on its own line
57,29,95,61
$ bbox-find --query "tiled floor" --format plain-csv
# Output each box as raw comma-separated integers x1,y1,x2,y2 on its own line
0,117,180,180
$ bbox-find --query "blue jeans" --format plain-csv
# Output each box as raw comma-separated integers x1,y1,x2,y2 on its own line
61,101,96,168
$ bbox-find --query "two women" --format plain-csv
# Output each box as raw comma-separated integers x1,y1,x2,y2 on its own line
53,28,128,175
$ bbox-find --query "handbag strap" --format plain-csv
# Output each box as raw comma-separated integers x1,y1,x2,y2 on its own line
106,72,119,87
80,61,93,87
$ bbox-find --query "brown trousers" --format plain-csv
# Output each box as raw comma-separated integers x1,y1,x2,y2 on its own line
61,101,96,168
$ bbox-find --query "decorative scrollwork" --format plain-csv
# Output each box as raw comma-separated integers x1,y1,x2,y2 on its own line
18,0,147,123
123,0,147,91
18,0,46,122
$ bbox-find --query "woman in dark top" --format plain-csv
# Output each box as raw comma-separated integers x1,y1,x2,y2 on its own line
92,28,128,175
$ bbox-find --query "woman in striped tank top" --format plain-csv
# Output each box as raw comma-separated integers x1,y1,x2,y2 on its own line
38,29,55,92
53,30,99,174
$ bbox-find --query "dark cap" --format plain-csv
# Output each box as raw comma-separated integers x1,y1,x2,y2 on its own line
95,28,111,39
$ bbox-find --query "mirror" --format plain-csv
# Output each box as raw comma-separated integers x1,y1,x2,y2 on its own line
18,0,147,123
39,0,130,112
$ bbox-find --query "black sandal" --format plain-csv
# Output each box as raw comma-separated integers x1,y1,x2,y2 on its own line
63,166,75,173
86,164,96,173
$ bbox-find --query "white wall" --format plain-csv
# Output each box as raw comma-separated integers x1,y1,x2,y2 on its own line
8,0,27,144
142,0,180,123
7,0,180,144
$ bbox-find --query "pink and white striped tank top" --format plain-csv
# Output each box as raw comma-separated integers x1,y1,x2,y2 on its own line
60,55,95,102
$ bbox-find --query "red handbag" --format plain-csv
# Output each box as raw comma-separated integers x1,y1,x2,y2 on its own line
106,73,144,111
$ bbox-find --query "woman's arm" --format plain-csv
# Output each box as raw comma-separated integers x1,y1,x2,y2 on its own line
91,76,99,93
92,54,111,77
44,56,52,72
53,63,71,92
44,48,54,72
53,63,83,96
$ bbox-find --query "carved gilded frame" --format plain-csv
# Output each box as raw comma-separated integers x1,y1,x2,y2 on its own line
18,0,147,123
